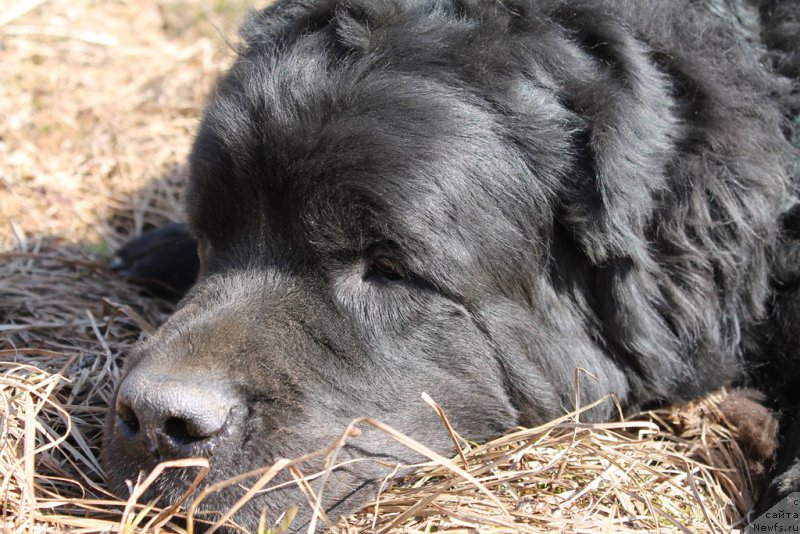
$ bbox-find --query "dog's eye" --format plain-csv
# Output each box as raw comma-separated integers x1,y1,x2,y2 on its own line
368,255,404,282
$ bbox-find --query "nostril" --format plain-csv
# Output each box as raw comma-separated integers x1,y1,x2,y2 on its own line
117,402,140,437
164,416,213,445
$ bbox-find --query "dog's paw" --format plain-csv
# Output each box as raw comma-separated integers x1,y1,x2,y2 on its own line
112,222,199,298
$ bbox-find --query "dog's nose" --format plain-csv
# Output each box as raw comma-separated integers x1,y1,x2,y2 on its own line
114,372,239,461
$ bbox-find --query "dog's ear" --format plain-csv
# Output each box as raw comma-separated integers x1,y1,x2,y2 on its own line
550,7,681,266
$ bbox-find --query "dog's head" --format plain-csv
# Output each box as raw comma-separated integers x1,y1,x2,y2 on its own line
104,0,787,529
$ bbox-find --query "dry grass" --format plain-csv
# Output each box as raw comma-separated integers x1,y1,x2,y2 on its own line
0,1,769,532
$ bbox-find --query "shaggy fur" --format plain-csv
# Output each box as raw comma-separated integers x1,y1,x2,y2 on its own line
104,0,800,530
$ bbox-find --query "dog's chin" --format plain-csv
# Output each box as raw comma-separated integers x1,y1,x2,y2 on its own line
102,431,387,533
103,458,312,532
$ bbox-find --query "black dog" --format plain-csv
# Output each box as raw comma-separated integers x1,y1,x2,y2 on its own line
104,0,800,529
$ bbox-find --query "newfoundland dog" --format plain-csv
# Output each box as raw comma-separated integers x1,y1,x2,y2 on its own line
104,0,800,530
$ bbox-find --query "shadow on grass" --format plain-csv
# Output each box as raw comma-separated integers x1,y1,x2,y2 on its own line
0,169,188,530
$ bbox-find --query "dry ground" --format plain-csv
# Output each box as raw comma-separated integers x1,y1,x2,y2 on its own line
0,1,774,532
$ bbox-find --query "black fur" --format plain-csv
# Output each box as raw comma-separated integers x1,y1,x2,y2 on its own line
111,222,199,297
105,0,800,530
